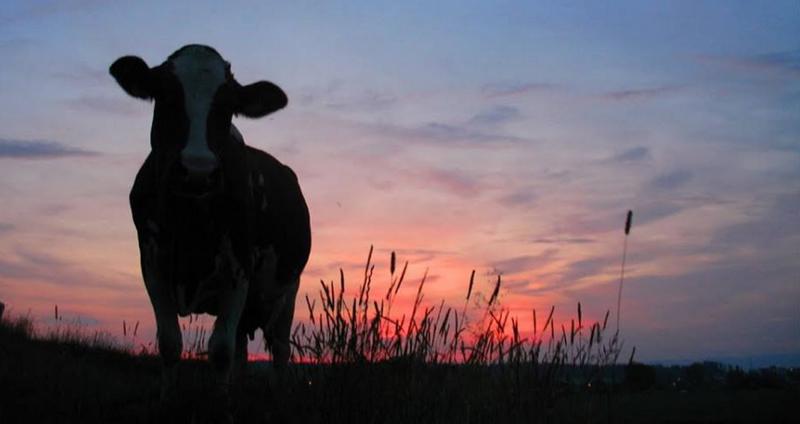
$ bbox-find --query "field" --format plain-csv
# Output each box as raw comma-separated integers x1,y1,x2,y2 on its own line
1,251,797,423
1,314,796,423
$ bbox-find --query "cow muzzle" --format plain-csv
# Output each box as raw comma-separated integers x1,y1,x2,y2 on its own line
173,159,224,198
181,152,218,175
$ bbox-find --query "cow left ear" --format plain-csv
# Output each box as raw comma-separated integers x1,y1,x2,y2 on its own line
235,81,288,118
109,56,154,100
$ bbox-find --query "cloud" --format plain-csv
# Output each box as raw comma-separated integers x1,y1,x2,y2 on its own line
633,200,687,227
609,146,651,163
710,190,800,252
0,248,137,294
377,247,454,264
753,49,800,75
468,105,522,127
65,96,144,116
0,138,99,159
391,248,454,256
0,223,14,234
415,167,482,198
619,257,799,359
491,249,558,275
50,63,109,87
481,82,560,99
559,257,609,284
698,49,800,78
498,189,537,208
648,170,693,191
386,121,528,146
324,90,398,111
598,85,683,101
0,38,36,53
530,237,595,245
0,0,106,25
0,250,70,281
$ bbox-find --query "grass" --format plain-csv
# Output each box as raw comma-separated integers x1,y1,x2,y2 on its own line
285,246,625,422
1,249,797,423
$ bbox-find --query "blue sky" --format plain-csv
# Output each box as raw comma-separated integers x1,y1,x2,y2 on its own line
0,1,798,364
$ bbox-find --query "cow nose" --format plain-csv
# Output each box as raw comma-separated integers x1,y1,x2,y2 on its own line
181,153,218,175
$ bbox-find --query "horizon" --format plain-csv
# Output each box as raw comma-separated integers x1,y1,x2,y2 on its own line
0,1,798,366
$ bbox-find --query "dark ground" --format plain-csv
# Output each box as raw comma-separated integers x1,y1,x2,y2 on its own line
0,317,796,424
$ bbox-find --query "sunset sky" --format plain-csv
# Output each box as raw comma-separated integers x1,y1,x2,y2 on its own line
0,1,798,364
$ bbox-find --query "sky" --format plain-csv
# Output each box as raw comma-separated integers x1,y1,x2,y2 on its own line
0,1,798,364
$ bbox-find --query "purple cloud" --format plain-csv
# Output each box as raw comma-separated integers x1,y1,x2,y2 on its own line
530,237,595,245
498,189,538,208
598,85,683,101
0,222,14,234
698,49,800,78
0,138,99,159
633,200,686,227
648,170,693,191
610,146,651,163
491,249,559,275
468,105,522,127
0,248,137,293
416,167,482,198
65,96,144,116
481,82,560,99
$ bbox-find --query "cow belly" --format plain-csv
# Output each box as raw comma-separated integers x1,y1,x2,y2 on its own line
239,246,294,338
173,234,246,316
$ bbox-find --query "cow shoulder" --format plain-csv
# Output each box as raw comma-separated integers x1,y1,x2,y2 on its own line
129,152,159,233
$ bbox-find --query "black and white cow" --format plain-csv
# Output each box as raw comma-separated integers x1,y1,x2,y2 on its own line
110,45,311,397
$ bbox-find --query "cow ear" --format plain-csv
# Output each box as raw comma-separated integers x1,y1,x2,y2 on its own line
235,81,287,118
109,56,154,100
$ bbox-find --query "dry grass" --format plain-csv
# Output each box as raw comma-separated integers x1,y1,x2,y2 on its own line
278,246,626,423
1,248,627,423
2,247,797,423
292,246,623,368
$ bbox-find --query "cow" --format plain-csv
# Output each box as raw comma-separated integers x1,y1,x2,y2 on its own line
109,44,311,400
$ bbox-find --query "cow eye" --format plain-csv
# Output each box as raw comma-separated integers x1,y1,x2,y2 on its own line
214,85,237,110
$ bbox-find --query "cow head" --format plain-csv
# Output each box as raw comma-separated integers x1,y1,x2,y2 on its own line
110,44,287,195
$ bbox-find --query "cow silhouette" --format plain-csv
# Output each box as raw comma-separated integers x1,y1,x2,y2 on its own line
110,44,311,400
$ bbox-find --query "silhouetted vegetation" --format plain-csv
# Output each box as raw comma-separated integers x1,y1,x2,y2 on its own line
1,251,797,423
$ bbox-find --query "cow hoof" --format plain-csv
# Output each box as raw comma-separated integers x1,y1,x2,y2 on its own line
191,411,233,424
191,410,233,424
190,392,233,424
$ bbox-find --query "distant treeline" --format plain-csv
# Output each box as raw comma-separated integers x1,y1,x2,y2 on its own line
623,360,800,391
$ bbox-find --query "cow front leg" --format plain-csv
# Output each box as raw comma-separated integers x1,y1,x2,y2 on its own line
233,329,249,385
208,278,249,393
141,237,182,400
268,285,298,370
153,309,181,401
263,276,300,397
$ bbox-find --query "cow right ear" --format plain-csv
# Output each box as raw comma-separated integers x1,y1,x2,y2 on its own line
110,56,154,100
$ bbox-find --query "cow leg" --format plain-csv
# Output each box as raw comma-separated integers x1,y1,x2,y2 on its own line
141,236,182,400
208,278,249,393
233,329,248,384
269,279,299,370
263,276,299,396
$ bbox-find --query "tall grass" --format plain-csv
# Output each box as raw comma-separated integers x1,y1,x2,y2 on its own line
285,246,625,422
293,246,622,368
0,247,629,422
616,209,633,335
275,247,629,422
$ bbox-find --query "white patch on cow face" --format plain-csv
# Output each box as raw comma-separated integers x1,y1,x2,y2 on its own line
171,47,227,172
